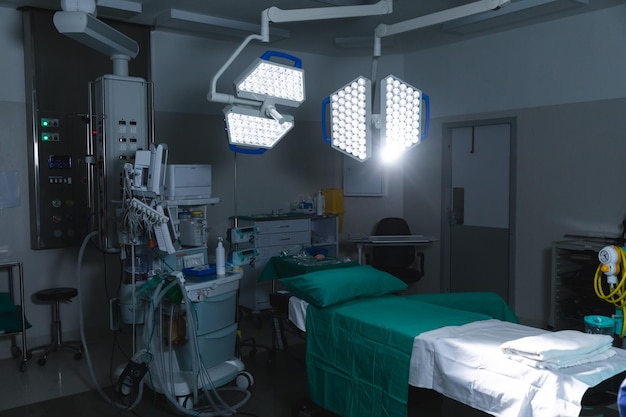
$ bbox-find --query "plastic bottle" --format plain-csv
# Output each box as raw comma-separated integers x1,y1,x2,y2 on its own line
216,237,226,276
316,190,325,216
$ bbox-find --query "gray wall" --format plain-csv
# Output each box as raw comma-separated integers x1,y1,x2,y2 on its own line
402,4,626,325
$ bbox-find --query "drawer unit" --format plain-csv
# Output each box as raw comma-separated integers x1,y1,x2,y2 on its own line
237,217,311,312
254,230,311,248
176,322,238,371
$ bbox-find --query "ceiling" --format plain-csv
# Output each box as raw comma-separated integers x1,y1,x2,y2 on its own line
0,0,621,56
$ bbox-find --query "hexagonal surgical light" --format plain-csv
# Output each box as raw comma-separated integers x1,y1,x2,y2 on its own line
322,74,429,162
224,105,294,150
235,51,305,108
326,76,372,161
380,75,425,158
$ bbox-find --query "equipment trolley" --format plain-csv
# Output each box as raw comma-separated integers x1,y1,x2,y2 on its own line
0,258,29,371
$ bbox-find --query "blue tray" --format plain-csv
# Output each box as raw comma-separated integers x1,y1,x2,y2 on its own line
183,265,216,276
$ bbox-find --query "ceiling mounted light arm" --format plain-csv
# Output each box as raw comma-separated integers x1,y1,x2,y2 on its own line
207,34,266,106
208,0,393,106
263,0,393,26
53,0,140,76
373,0,511,57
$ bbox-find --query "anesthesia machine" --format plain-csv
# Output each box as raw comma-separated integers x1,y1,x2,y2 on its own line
52,1,252,415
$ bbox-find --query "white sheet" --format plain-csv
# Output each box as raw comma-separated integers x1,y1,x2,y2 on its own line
288,295,308,332
500,330,615,370
288,297,626,417
411,320,626,417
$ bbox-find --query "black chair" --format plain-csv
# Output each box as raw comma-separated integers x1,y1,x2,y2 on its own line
28,287,83,366
370,217,424,285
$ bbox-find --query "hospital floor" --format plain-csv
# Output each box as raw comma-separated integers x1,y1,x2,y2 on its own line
0,311,620,417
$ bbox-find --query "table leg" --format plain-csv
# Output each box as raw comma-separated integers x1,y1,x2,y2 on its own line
357,243,364,265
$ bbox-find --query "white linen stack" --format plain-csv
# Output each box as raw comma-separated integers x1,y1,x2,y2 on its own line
500,330,615,370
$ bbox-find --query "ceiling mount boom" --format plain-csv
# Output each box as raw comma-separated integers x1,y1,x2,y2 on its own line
373,0,510,56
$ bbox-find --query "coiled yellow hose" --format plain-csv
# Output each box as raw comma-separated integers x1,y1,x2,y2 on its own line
594,246,626,337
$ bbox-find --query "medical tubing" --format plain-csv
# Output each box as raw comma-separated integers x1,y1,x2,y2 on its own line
183,283,248,416
148,277,249,417
131,244,137,354
594,246,626,337
76,231,145,411
171,278,241,417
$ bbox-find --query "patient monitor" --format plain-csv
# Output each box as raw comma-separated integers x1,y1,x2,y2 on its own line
132,143,168,196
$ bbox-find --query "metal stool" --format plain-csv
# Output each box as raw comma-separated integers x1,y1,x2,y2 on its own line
28,287,83,366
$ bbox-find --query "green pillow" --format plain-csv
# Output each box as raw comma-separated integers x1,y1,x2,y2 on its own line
281,265,408,308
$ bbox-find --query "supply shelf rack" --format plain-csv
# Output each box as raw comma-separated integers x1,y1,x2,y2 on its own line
0,258,29,371
550,238,615,331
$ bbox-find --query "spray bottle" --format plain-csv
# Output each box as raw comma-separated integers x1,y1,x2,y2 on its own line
216,237,226,276
316,190,325,216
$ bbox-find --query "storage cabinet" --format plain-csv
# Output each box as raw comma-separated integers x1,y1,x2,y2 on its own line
311,215,339,258
176,286,238,371
550,239,614,330
237,217,311,312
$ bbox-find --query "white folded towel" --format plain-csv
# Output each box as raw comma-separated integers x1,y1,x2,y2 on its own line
500,330,615,370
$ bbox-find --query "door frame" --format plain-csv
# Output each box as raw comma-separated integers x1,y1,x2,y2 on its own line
440,117,518,308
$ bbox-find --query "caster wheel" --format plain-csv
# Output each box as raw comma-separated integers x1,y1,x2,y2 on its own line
236,371,254,389
74,352,82,360
19,362,27,372
11,346,21,359
37,358,46,366
177,396,193,409
26,351,32,360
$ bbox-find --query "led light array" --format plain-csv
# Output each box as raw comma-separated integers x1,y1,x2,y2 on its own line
225,107,294,149
329,76,372,161
381,75,422,152
236,61,305,105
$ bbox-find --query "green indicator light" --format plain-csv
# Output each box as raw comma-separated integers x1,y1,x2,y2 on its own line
42,120,49,127
42,134,50,141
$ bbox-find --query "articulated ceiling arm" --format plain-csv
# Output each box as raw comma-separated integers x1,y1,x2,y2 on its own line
208,0,394,105
373,0,510,57
264,0,393,26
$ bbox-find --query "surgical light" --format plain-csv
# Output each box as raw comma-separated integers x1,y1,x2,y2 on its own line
380,75,424,156
207,2,393,154
224,105,294,149
322,74,429,162
215,51,303,153
327,76,372,161
235,54,305,107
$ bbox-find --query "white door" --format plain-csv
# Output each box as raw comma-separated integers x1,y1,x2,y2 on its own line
443,120,514,303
